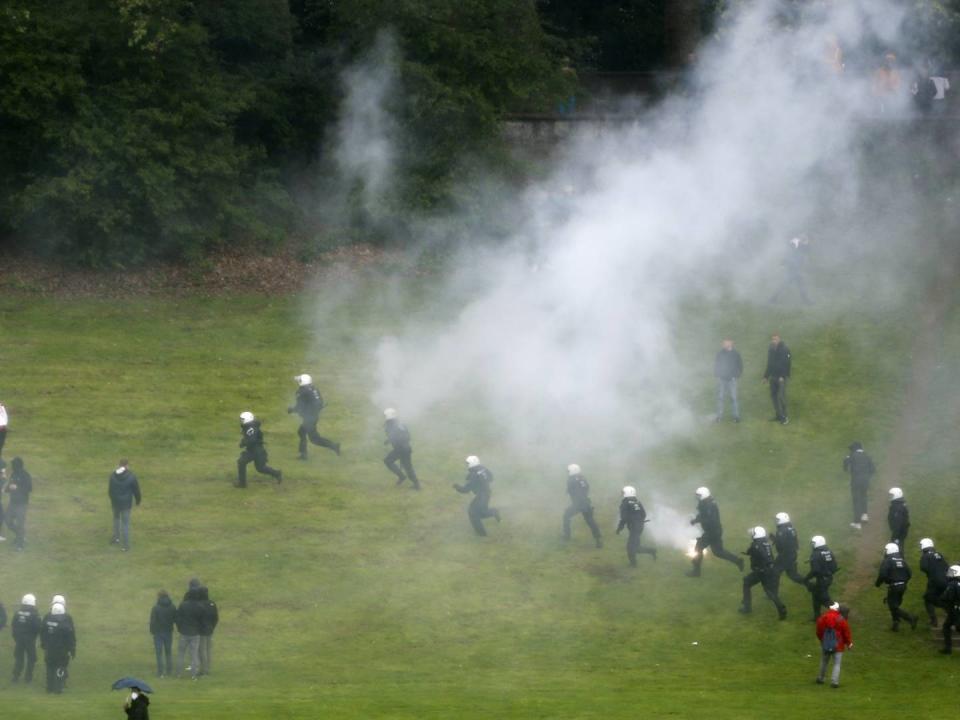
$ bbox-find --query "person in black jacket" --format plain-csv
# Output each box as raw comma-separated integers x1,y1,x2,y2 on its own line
887,487,910,550
150,590,176,677
41,601,75,694
844,442,875,529
453,456,500,536
236,412,282,488
740,527,787,619
940,565,960,654
11,592,41,683
124,687,151,719
875,542,919,631
108,460,141,551
616,486,655,565
197,586,219,676
769,235,812,305
919,538,949,627
564,464,602,548
714,339,743,423
4,456,32,550
288,374,340,460
686,487,743,577
763,334,792,424
805,535,838,621
382,408,419,489
176,587,204,679
773,512,805,584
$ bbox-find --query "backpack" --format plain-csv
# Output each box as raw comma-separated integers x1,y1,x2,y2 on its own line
821,621,838,653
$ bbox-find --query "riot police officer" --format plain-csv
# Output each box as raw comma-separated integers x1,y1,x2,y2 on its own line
382,408,419,489
453,456,500,536
563,464,602,548
875,542,919,631
773,512,805,584
236,411,282,487
887,487,910,550
919,538,949,627
288,374,340,459
616,486,655,565
40,602,75,694
11,593,41,683
686,487,743,577
805,535,838,621
939,565,960,654
740,526,787,619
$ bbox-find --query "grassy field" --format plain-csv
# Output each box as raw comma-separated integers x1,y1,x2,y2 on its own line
0,267,956,719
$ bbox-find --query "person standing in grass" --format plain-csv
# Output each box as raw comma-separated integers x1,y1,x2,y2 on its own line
288,374,340,460
875,542,919,632
805,535,838,621
563,464,602,548
616,486,655,564
762,334,791,425
843,442,875,529
686,487,743,577
0,401,8,458
197,586,218,676
237,412,282,487
5,456,33,550
940,565,960,654
149,591,176,677
176,586,203,679
109,460,141,551
713,339,742,423
382,408,419,489
919,538,949,627
11,592,41,684
453,456,500,536
815,602,852,688
40,601,75,694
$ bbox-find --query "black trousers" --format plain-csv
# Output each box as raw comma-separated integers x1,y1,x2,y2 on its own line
944,611,959,652
563,503,601,541
237,446,281,486
742,568,785,613
625,527,655,566
807,576,833,619
384,447,419,486
890,528,908,550
13,638,37,681
298,421,338,456
45,656,68,694
924,585,946,623
774,556,806,584
768,378,788,420
468,497,498,536
0,427,6,456
691,535,741,574
851,479,869,522
885,584,916,626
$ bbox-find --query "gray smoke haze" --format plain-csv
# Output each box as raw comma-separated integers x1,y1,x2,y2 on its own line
313,1,940,550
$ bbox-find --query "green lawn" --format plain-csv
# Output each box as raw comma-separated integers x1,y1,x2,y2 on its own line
0,270,955,719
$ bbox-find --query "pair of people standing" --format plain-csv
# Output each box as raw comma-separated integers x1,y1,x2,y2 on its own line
713,335,792,424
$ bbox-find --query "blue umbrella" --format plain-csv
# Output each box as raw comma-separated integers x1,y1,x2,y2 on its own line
112,677,155,693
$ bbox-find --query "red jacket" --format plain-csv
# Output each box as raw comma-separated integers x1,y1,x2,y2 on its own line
816,609,852,652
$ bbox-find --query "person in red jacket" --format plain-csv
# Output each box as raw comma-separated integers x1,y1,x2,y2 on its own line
815,602,852,688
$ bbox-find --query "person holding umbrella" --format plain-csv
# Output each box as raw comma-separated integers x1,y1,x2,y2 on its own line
113,677,153,719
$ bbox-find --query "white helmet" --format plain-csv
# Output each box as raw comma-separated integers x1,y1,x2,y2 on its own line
622,486,637,498
920,538,934,551
295,374,313,387
567,464,581,477
695,487,710,500
21,594,36,607
811,535,826,548
775,512,790,525
383,408,397,420
51,594,65,607
751,526,767,540
829,601,840,611
948,565,960,579
884,542,900,556
889,487,903,500
239,411,254,424
465,455,480,468
51,603,65,616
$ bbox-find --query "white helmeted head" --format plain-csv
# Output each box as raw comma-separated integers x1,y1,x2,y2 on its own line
811,535,826,548
948,565,960,579
383,408,397,420
885,542,900,556
920,538,934,551
695,486,710,500
295,374,313,387
239,411,254,424
51,594,65,607
567,464,581,477
775,512,790,525
888,487,904,500
829,601,840,611
465,455,480,468
22,593,36,607
622,485,637,498
751,526,767,540
51,603,65,616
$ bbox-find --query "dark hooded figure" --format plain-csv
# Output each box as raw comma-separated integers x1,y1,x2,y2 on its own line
453,456,500,536
197,586,219,676
686,487,743,577
236,412,282,487
563,464,602,548
740,527,787,620
919,538,949,627
288,374,340,459
150,591,176,677
12,593,42,683
41,601,75,694
887,488,910,549
843,441,875,529
5,456,32,550
176,584,204,679
382,408,419,489
109,460,141,551
124,688,151,719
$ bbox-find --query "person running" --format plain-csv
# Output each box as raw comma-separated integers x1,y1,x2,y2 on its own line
563,464,602,548
236,412,282,487
288,374,340,459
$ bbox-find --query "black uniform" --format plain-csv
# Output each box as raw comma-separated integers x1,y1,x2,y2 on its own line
11,603,42,683
4,457,31,550
875,552,918,630
888,498,910,549
920,547,949,626
237,419,282,487
40,612,75,694
773,522,805,584
940,578,960,653
843,445,875,524
383,418,419,489
563,474,602,547
454,465,500,536
805,545,838,620
288,384,340,459
741,537,787,618
688,496,743,576
763,341,792,422
616,496,654,565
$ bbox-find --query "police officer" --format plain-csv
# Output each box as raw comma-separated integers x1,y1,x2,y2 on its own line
563,464,602,548
236,411,282,487
843,441,875,529
805,535,838,621
616,486,655,564
740,526,787,619
686,487,743,577
11,592,41,683
453,456,500,536
919,538,949,627
288,374,340,460
773,512,805,585
382,408,419,490
887,487,910,550
939,565,960,654
41,601,75,694
875,542,919,631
